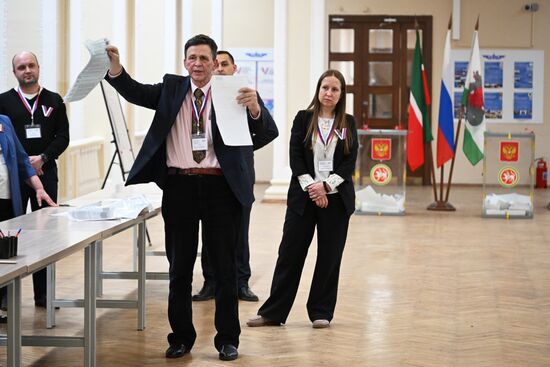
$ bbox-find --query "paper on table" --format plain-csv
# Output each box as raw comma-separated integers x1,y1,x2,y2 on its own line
210,75,253,146
64,38,110,103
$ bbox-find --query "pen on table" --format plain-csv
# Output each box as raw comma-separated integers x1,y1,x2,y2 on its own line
0,260,17,264
16,228,22,238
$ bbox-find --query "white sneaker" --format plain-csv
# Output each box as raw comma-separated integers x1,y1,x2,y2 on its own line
312,319,330,328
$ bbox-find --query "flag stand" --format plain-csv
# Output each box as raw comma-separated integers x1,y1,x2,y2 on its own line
427,107,464,211
427,14,459,211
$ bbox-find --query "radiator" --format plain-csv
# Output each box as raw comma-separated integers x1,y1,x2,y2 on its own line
58,137,106,202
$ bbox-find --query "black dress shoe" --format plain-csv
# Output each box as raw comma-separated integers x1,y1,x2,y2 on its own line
192,283,214,301
165,343,188,358
238,286,259,302
35,299,60,310
219,344,238,361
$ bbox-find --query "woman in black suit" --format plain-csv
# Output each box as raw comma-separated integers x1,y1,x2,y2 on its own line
248,70,358,329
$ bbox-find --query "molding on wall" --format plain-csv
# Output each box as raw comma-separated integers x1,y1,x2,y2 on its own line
0,2,7,91
164,0,178,74
264,0,291,201
68,0,84,139
211,0,223,48
41,0,59,92
310,0,327,93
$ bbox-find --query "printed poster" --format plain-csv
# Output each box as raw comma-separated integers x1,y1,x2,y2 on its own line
514,62,533,89
513,92,532,119
454,61,468,88
484,92,503,119
484,61,503,88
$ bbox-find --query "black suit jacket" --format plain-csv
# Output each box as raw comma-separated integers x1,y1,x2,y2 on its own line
286,110,358,216
106,68,278,207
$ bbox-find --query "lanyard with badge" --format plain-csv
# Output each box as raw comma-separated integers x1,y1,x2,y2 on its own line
16,86,42,139
191,88,211,152
317,119,335,172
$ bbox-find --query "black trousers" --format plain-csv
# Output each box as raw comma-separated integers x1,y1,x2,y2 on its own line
258,194,350,324
19,165,58,303
200,204,252,288
162,173,242,351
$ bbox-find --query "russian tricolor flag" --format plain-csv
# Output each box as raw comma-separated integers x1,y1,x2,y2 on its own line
436,30,455,167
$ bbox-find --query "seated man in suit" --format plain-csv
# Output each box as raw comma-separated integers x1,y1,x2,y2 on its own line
105,34,277,361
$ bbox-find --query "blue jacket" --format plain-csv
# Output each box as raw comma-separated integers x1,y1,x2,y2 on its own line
0,114,36,217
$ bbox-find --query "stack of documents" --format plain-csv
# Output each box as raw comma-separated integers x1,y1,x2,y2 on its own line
55,196,152,221
356,186,405,213
484,193,532,216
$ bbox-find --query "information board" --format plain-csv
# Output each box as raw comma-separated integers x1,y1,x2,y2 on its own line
450,49,544,124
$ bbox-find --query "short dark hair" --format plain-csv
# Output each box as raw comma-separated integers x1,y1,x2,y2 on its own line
184,34,218,60
216,50,235,65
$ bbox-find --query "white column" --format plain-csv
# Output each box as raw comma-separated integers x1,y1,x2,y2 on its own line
68,0,84,139
263,0,291,201
310,0,327,93
180,0,193,75
41,0,59,91
164,0,178,74
112,1,128,59
0,2,8,91
452,0,461,40
211,0,223,48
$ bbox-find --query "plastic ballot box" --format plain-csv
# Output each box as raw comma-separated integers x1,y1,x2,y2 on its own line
354,129,407,215
482,131,535,219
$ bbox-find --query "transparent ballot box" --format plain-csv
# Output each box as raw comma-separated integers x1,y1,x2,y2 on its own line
354,129,407,215
482,131,535,219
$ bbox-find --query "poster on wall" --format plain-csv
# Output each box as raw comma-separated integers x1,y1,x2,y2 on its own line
484,92,503,119
228,48,274,117
450,49,544,123
484,61,503,88
514,62,533,88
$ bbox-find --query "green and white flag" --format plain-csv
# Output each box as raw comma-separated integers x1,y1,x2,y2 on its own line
461,28,485,166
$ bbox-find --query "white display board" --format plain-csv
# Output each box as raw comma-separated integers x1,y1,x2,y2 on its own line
228,48,274,116
100,81,135,175
450,49,544,124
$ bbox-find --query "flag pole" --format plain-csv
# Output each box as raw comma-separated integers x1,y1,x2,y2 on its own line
444,107,463,202
445,15,480,202
414,18,438,203
428,14,455,211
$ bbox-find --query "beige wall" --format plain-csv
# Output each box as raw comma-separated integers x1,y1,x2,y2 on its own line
327,0,550,184
223,0,275,181
2,0,548,185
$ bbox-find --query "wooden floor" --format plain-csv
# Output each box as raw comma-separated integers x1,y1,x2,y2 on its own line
2,185,550,367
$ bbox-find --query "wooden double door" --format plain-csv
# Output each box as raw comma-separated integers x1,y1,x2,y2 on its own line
328,15,432,183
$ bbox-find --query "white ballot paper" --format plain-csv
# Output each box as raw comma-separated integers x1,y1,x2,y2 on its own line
51,196,152,221
210,75,253,146
64,38,110,102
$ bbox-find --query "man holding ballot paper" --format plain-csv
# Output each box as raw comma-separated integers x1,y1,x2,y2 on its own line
105,34,277,361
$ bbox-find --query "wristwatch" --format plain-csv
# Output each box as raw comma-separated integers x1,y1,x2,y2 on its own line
40,153,49,163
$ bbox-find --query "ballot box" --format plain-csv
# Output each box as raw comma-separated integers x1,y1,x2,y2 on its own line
354,129,407,215
482,131,535,219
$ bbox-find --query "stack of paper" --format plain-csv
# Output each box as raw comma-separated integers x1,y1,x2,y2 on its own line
54,196,152,221
356,186,405,213
484,193,532,216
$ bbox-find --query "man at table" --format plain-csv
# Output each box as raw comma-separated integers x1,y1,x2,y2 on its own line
193,50,260,303
0,113,57,322
0,51,70,308
105,34,278,361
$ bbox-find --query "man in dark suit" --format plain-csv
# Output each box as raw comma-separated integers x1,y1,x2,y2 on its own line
193,50,259,303
105,34,278,361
